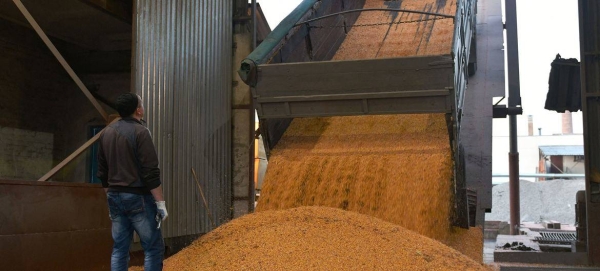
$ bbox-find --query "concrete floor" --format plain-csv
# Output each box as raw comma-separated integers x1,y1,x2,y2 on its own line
485,238,600,271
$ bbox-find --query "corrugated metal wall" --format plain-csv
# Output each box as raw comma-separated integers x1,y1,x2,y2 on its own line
133,0,232,238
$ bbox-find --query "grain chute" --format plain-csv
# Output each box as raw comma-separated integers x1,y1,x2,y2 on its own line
239,0,477,228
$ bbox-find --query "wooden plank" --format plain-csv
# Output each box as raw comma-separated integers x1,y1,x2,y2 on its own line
37,130,102,182
13,0,109,122
37,118,119,182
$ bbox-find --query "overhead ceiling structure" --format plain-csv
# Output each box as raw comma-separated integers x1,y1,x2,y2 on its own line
0,0,132,51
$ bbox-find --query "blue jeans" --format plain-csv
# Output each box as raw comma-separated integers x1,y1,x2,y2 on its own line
107,192,164,271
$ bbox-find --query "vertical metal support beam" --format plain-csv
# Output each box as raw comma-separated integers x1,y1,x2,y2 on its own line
508,147,520,234
248,100,256,213
12,0,109,122
249,0,257,213
232,0,256,217
504,0,522,235
579,0,600,265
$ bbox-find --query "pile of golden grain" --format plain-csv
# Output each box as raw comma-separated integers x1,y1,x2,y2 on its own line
159,207,489,271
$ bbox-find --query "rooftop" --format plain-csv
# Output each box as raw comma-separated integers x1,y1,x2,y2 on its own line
539,145,584,156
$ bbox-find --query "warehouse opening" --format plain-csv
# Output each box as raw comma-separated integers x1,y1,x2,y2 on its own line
0,0,133,183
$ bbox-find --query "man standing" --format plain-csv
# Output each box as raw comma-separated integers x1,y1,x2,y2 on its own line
97,93,168,271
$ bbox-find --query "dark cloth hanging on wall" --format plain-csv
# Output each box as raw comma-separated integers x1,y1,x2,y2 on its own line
545,54,581,113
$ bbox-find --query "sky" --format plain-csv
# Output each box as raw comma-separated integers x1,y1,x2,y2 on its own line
255,0,302,28
256,0,582,138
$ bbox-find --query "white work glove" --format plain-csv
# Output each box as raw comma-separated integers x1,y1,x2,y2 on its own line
155,201,168,229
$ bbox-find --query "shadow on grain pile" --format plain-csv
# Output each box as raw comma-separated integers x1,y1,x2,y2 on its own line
146,206,490,271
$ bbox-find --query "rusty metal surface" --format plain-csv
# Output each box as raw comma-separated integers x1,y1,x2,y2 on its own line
133,0,233,238
0,179,112,270
452,0,477,118
509,152,520,235
459,0,505,226
254,55,454,119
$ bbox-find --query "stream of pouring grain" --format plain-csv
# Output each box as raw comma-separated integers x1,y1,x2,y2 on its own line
257,0,483,263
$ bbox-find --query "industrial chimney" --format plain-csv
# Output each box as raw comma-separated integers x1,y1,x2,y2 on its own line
528,115,533,136
562,111,573,134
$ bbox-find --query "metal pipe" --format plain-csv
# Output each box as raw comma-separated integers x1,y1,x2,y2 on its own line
505,0,522,235
492,173,585,178
509,115,518,153
509,152,520,235
250,0,258,212
249,104,256,213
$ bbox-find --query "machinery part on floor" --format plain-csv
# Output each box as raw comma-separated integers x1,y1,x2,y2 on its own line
534,232,577,246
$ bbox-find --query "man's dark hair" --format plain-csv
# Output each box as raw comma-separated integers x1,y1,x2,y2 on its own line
116,93,139,117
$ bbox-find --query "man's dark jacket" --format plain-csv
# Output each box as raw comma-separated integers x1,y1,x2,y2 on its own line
97,117,161,194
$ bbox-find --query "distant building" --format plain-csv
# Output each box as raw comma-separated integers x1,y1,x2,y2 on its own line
492,134,584,183
538,145,585,180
